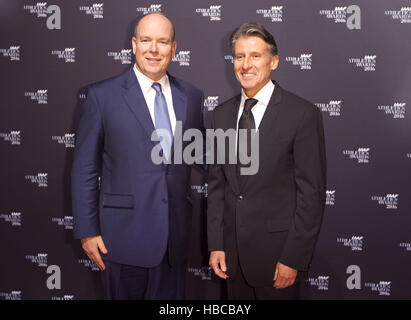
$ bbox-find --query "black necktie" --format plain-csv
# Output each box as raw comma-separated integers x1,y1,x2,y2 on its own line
237,98,258,186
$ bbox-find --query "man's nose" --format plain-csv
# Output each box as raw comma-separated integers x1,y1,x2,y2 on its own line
149,41,158,53
242,56,252,69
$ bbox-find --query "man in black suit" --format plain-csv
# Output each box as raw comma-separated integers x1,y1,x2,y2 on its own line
207,22,326,299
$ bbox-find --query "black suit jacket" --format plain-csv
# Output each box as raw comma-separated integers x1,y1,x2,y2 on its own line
207,81,326,287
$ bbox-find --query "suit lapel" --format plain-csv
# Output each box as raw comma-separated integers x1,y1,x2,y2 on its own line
122,68,156,141
122,69,187,165
257,80,282,141
168,74,187,161
239,80,283,192
226,95,241,195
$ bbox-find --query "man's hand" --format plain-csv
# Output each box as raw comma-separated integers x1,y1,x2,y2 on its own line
209,251,229,279
81,235,108,271
273,262,298,289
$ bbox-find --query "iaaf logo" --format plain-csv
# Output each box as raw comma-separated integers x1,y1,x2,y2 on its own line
52,133,75,148
377,102,406,119
343,148,370,163
25,253,48,267
24,2,48,17
107,49,132,64
136,4,162,15
348,55,376,71
399,242,411,252
0,46,20,61
306,276,330,290
0,212,22,226
79,3,104,19
224,55,233,64
316,100,342,116
256,6,283,22
385,7,411,24
52,216,73,230
172,51,190,66
25,89,48,104
364,281,391,296
319,5,361,29
204,96,219,111
187,266,213,280
285,54,312,70
25,173,48,187
51,295,74,300
337,236,364,251
195,5,222,21
23,3,61,30
0,130,21,145
326,190,335,206
51,48,75,63
0,291,22,300
79,259,100,271
191,183,208,198
371,194,399,210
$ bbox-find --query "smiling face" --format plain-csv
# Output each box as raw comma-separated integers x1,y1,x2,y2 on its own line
233,36,279,98
132,14,176,81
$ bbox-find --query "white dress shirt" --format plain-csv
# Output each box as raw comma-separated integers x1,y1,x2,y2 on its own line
133,64,176,134
236,80,275,147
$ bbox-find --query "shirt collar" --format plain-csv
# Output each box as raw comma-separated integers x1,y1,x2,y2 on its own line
133,64,169,94
241,80,275,107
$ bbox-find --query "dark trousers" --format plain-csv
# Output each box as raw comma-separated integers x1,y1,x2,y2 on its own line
101,251,186,300
227,261,301,300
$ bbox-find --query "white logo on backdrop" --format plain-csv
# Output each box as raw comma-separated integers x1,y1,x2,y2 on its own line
285,54,312,70
79,3,104,19
377,103,406,119
195,5,222,21
348,55,376,71
316,101,342,116
337,236,364,251
0,131,21,145
343,148,370,163
256,6,283,22
0,46,20,61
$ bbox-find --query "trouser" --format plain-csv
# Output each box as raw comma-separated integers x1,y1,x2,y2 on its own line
101,250,186,300
227,260,301,300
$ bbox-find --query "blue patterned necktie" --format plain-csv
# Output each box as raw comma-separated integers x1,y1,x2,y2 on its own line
152,82,173,161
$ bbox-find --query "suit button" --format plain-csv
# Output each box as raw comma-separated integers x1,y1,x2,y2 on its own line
238,195,243,201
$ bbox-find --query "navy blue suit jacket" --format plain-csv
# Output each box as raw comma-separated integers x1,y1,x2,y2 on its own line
71,68,203,267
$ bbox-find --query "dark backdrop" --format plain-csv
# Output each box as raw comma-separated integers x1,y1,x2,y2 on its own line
1,0,410,300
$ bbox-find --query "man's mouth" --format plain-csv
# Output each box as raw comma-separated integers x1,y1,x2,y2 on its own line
241,73,256,79
146,57,161,64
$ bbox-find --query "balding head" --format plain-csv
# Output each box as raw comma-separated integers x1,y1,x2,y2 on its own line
134,13,175,42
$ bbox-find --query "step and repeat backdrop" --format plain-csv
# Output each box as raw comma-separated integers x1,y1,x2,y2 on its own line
1,0,410,300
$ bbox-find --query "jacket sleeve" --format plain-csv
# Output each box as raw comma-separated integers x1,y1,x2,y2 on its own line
279,104,327,271
206,112,226,251
71,85,104,240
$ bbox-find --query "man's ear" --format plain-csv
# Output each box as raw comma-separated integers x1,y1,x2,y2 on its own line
172,41,177,58
271,55,279,71
131,37,137,55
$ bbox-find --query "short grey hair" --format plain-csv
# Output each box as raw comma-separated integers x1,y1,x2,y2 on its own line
134,12,176,42
230,22,278,56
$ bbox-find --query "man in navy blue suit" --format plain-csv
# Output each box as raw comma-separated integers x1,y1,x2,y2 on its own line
71,13,204,299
